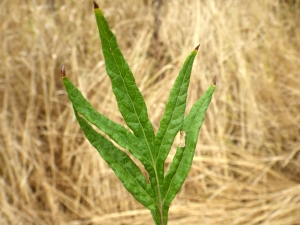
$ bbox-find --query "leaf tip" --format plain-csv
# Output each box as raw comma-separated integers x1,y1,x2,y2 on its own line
93,1,99,9
194,44,200,51
61,64,67,79
213,76,217,86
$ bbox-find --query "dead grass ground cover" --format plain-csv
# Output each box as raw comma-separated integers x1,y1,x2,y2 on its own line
0,0,300,224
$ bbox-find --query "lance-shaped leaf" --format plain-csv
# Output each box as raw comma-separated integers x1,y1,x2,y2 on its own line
155,46,199,185
93,3,162,209
162,84,215,207
63,77,153,172
74,110,156,211
93,3,155,162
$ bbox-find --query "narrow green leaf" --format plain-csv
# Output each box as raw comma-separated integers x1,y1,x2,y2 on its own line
162,84,215,206
74,110,156,211
93,7,155,160
93,6,162,212
63,78,154,172
155,46,199,186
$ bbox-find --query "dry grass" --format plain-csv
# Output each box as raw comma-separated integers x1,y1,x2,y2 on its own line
1,0,300,224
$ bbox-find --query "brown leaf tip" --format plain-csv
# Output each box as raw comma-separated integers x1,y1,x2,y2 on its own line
93,1,99,9
194,44,200,51
213,76,217,85
61,64,66,78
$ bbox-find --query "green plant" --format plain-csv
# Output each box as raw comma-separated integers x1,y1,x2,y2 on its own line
61,1,215,224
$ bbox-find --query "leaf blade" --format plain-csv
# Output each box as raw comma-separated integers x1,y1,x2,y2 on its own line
94,7,155,158
93,7,162,209
162,84,215,206
155,47,199,186
74,110,156,211
155,46,199,159
63,77,153,172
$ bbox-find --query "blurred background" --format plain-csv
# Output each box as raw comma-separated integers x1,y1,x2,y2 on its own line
0,0,300,224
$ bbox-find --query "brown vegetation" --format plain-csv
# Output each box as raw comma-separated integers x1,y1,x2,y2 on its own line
1,0,300,224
